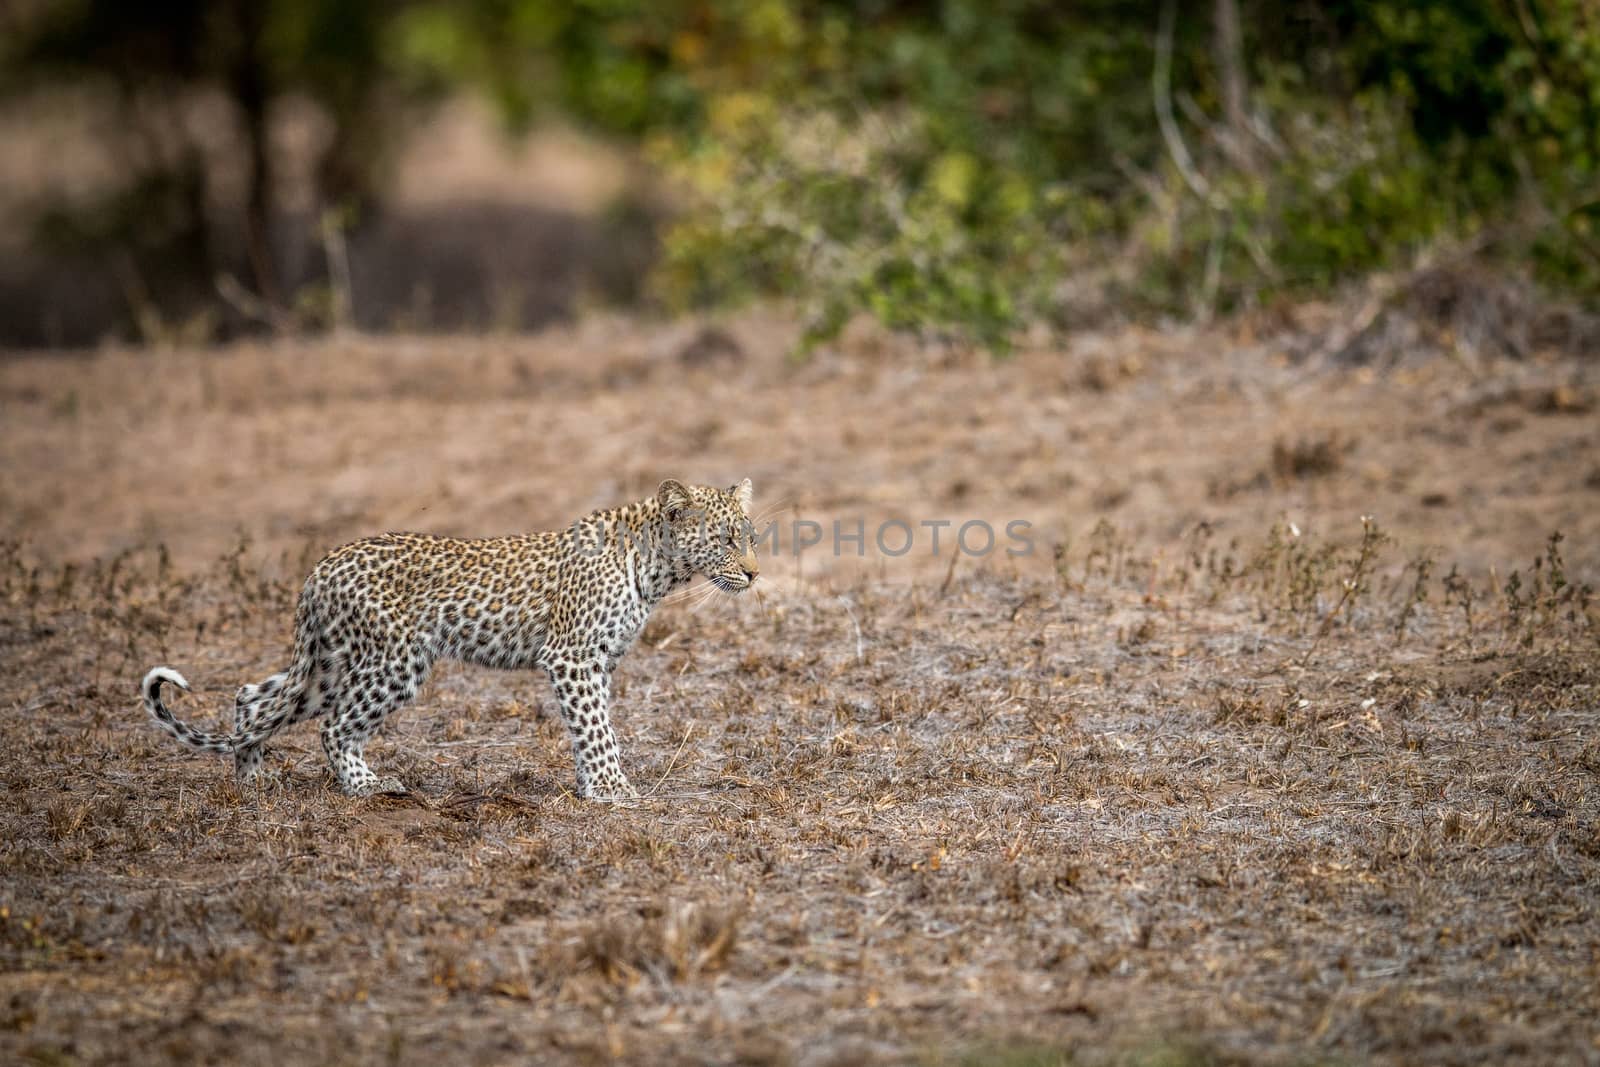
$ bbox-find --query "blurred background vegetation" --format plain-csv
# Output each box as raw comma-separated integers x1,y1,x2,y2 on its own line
2,0,1598,350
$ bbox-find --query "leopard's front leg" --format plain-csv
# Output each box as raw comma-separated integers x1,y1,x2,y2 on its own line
545,653,637,801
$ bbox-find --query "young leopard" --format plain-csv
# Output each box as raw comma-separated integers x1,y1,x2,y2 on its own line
140,479,758,799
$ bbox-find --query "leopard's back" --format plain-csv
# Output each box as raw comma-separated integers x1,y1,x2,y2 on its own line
308,531,567,668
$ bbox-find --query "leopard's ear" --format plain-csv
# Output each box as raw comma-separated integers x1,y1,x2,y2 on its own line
657,479,694,520
730,478,753,515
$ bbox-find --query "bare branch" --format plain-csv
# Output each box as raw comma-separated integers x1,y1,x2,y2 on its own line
1153,0,1219,206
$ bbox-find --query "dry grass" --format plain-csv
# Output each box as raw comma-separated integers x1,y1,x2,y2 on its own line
1,310,1598,1065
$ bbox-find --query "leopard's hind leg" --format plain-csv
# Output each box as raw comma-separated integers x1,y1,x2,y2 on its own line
320,643,430,797
233,672,287,783
232,642,342,783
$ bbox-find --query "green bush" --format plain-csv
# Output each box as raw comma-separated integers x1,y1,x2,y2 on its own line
11,0,1600,347
611,0,1600,350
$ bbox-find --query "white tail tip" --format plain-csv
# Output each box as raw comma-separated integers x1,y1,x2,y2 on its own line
143,667,191,693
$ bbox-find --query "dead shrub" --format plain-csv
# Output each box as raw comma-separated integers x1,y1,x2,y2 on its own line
578,900,743,986
1271,433,1349,481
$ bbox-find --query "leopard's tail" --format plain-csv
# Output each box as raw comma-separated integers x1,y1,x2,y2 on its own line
141,587,322,756
141,667,236,753
228,591,322,749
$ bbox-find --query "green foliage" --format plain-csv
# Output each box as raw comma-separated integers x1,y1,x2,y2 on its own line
652,109,1060,353
1129,84,1450,315
499,0,1600,350
8,0,1600,347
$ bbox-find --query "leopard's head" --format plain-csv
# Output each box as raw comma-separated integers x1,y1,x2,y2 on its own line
657,478,758,593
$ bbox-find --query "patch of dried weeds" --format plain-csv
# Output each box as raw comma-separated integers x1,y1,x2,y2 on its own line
0,502,1595,1065
2,315,1597,1063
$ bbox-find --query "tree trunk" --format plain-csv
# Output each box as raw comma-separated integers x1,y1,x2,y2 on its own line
231,0,278,303
1213,0,1255,172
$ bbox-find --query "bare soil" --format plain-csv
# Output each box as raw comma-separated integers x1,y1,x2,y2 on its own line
1,310,1597,1065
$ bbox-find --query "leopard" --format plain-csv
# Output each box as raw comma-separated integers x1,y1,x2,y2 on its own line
140,478,758,800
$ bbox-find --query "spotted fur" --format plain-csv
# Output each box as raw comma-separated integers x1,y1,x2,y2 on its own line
141,479,758,799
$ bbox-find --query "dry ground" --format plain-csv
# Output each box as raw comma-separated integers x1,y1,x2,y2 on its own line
1,308,1598,1065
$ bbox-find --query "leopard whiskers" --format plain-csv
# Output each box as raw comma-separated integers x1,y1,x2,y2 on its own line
662,580,716,605
676,593,714,618
749,498,794,530
661,581,721,614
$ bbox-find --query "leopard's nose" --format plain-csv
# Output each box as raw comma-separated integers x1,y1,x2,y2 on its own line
737,550,758,579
